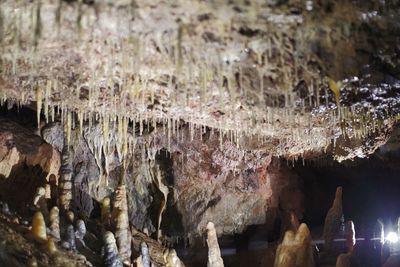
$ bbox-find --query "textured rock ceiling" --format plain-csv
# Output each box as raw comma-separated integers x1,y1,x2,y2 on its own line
0,0,399,160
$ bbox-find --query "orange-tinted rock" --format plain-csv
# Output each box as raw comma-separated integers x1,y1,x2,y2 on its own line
0,118,60,180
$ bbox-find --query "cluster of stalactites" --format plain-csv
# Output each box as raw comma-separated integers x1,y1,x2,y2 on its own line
1,0,396,163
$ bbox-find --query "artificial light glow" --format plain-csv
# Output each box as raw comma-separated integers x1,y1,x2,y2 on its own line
386,232,399,243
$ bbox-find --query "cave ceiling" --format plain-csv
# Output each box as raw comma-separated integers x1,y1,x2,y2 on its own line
0,0,399,161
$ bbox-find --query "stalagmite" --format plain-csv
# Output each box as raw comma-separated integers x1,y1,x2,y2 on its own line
335,254,351,267
206,222,224,267
131,227,170,265
112,177,128,217
274,223,314,267
151,163,169,240
101,196,111,228
274,231,296,267
46,239,57,254
345,221,355,252
33,186,48,219
115,210,131,265
49,206,60,239
295,224,314,267
33,187,45,204
165,249,185,267
1,202,10,215
336,221,356,267
102,231,124,267
58,143,73,212
75,219,86,240
61,224,76,250
31,211,47,242
141,242,151,267
323,186,343,252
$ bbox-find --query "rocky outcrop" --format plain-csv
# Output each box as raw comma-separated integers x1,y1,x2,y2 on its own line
0,118,60,179
0,118,60,209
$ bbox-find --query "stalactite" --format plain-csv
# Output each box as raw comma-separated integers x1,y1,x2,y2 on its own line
78,111,84,137
36,85,42,129
44,80,51,123
206,222,224,267
31,211,47,242
103,113,109,156
58,143,73,212
49,206,60,239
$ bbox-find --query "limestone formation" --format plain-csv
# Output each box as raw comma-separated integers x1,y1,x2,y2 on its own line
33,186,48,219
31,211,47,242
33,187,46,207
151,163,169,240
49,206,60,239
46,239,58,254
141,242,151,267
111,177,128,219
336,253,351,267
66,210,75,224
0,202,10,215
61,224,76,250
101,197,111,228
131,227,171,266
49,174,58,207
274,231,297,267
165,249,185,267
114,210,131,265
345,221,356,253
102,231,123,267
206,222,224,267
274,223,314,267
323,187,343,252
75,219,87,240
58,144,73,212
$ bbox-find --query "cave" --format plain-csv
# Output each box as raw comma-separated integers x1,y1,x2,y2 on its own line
0,0,400,267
